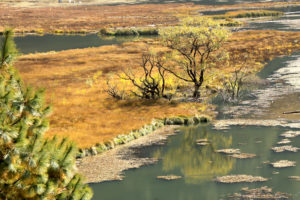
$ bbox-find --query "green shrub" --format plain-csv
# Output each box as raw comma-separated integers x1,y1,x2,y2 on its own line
99,28,159,37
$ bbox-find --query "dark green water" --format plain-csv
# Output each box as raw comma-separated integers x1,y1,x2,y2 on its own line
9,2,299,199
13,34,123,54
12,5,299,54
87,4,300,199
89,52,300,200
90,125,300,199
13,34,157,54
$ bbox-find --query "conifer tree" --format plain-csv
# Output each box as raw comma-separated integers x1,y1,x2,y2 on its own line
0,30,93,200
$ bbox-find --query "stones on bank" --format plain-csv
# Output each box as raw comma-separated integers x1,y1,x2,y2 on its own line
271,160,296,168
281,130,300,138
288,176,300,181
227,186,290,199
76,115,210,159
157,175,182,181
216,148,241,154
230,153,256,159
271,145,299,153
215,175,268,183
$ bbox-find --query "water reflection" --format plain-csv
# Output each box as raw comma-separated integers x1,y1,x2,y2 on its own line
153,126,235,184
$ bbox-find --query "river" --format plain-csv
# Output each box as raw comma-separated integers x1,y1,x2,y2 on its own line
89,4,300,200
10,2,300,199
90,46,300,200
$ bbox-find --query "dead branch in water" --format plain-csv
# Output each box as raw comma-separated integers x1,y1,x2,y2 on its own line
283,110,300,114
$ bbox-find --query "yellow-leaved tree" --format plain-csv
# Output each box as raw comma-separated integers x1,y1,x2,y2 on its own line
159,17,230,98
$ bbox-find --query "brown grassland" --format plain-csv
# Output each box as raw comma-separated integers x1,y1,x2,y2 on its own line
0,3,198,34
14,30,300,148
0,1,300,34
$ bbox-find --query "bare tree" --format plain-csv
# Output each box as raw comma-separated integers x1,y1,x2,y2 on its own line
121,53,167,100
224,66,248,101
105,79,126,100
221,53,254,102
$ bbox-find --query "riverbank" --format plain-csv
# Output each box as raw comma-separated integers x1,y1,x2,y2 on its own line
1,2,300,34
78,118,300,183
14,30,300,148
78,125,179,183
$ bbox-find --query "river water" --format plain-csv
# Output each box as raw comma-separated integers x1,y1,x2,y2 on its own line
14,34,123,54
89,4,300,200
218,52,300,119
9,2,300,199
245,6,300,32
12,5,300,54
90,51,300,199
91,125,300,199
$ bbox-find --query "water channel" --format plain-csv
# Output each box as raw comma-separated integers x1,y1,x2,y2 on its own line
14,34,123,54
89,4,300,200
91,125,300,199
88,51,300,199
9,2,300,199
13,5,300,55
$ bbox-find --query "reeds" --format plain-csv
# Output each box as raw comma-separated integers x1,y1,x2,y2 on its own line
213,10,283,19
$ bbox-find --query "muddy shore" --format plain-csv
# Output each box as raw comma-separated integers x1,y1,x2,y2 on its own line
78,119,300,183
77,125,179,183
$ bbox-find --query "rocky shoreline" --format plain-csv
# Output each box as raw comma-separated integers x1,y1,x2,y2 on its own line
77,125,178,183
77,115,210,183
78,117,300,183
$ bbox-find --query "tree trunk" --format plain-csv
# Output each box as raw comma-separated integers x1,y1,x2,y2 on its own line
193,69,204,98
193,84,201,98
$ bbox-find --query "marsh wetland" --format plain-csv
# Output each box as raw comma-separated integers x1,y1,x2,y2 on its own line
89,4,300,200
89,52,300,199
1,0,300,199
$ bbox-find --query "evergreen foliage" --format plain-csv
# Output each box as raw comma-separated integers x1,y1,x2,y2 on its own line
0,30,93,200
0,29,18,67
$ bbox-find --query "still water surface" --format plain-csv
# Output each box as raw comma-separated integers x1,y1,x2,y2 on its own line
87,2,300,199
89,7,300,199
217,52,300,119
91,125,300,199
14,34,123,54
14,5,300,54
9,1,300,199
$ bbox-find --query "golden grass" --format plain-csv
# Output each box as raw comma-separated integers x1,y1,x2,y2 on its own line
15,40,210,148
14,30,300,148
212,10,283,19
0,3,198,34
1,2,300,34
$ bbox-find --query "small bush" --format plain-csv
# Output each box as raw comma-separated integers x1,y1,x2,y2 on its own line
99,28,159,36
